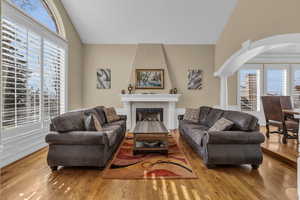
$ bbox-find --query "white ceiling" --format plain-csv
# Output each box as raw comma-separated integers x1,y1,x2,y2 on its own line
61,0,237,44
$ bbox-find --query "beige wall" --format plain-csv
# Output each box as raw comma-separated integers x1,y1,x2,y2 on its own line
53,0,83,110
215,0,300,71
82,44,220,108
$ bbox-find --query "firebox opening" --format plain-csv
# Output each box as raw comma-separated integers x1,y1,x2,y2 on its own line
136,108,163,122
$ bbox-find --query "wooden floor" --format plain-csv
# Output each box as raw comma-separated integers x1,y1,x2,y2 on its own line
0,131,297,200
260,126,298,167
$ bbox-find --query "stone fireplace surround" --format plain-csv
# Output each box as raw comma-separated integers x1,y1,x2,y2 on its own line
120,94,181,131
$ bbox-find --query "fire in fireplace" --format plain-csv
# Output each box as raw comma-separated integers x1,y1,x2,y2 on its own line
136,108,163,122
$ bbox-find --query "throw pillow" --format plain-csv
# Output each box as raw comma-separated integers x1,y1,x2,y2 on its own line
208,117,234,132
183,108,200,123
104,107,120,123
84,113,102,131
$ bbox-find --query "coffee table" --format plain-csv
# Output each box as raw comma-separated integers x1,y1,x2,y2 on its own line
133,121,169,155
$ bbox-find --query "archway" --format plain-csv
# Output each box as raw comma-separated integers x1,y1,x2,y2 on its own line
215,33,300,108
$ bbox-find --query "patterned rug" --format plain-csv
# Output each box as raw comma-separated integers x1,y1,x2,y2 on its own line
102,134,197,179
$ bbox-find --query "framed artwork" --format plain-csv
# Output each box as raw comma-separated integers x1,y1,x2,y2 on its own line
97,68,111,89
188,69,202,90
135,69,164,89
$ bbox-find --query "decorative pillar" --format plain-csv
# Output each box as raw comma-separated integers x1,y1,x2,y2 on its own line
220,76,229,109
123,102,131,131
168,102,176,130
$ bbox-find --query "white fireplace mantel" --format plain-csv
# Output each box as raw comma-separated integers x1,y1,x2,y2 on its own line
120,94,181,131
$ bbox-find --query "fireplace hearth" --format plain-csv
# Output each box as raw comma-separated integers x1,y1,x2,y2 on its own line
136,108,163,122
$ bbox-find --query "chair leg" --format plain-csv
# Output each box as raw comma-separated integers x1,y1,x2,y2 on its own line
251,164,259,169
50,166,58,171
282,125,288,144
266,124,270,138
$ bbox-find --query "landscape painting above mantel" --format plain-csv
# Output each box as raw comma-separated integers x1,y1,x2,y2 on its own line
135,69,164,89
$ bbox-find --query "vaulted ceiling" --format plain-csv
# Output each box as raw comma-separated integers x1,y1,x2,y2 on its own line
61,0,237,44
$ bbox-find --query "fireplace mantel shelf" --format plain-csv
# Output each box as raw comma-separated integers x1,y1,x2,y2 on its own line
121,94,181,102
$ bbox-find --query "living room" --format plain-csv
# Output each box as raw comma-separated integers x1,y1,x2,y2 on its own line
0,0,299,200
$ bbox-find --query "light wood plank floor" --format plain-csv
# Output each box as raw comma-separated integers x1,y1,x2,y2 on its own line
0,131,297,200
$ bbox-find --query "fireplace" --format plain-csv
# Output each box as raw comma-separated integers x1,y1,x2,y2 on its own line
136,108,163,122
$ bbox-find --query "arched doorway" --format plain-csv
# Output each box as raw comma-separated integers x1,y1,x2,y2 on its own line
215,33,300,108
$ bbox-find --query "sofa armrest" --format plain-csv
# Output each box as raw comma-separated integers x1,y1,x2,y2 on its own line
178,115,184,120
204,131,265,145
45,131,109,145
119,115,127,121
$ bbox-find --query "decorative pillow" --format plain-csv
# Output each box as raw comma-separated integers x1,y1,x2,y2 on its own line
183,108,200,123
208,117,234,132
84,113,102,131
104,107,120,123
51,111,85,133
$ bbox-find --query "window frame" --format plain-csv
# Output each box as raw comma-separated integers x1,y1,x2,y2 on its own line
1,1,68,137
291,64,300,108
263,64,290,96
4,0,66,40
237,64,263,112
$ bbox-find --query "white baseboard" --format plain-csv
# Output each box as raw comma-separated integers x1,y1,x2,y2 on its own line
0,140,47,168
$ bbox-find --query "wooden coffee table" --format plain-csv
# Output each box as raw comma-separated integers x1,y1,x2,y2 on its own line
133,121,169,155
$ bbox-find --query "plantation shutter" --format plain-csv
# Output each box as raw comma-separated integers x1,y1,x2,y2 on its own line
1,19,41,129
292,68,300,108
265,68,288,96
239,69,260,111
43,40,65,120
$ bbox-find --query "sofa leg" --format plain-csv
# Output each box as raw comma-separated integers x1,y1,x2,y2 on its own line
50,166,58,171
251,164,259,169
206,164,216,169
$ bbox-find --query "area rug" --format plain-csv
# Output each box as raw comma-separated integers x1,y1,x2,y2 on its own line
102,134,197,179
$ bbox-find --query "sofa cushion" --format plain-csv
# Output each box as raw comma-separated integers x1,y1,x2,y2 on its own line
223,110,258,131
199,106,212,125
104,107,120,123
205,108,224,127
183,108,200,123
83,113,102,131
94,106,107,125
208,118,234,132
179,120,209,132
107,120,126,130
51,110,85,133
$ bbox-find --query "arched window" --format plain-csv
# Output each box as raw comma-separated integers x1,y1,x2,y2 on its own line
8,0,59,33
1,0,67,131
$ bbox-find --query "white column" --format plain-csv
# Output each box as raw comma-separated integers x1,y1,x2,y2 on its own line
123,102,131,131
168,102,176,130
220,76,229,109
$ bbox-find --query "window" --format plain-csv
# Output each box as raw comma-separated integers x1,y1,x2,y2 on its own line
43,40,65,120
292,64,300,108
2,19,42,128
1,1,67,130
8,0,58,33
238,64,297,112
239,68,260,111
265,65,288,96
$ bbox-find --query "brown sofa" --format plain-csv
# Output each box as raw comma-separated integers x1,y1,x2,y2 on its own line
179,106,265,169
45,106,126,170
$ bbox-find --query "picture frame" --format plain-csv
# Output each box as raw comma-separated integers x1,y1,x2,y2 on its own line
97,68,111,89
187,69,203,90
135,69,164,89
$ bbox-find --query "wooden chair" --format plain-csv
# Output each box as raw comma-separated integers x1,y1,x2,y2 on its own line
261,96,298,144
279,96,299,143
